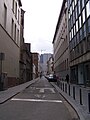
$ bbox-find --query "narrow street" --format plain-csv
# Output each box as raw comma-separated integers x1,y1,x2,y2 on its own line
0,77,78,120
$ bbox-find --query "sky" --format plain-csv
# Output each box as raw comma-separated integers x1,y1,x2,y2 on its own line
21,0,63,54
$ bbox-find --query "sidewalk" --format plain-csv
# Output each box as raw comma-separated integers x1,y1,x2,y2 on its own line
51,82,90,120
0,78,39,104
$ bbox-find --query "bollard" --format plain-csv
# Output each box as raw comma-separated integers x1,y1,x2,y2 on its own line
73,86,75,100
61,83,62,90
65,84,67,93
63,83,64,91
88,93,90,113
68,84,70,96
80,88,82,105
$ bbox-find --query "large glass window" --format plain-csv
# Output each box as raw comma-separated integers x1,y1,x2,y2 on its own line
73,11,75,24
74,24,76,36
15,2,17,18
11,19,14,38
68,10,70,19
72,28,74,39
18,10,20,24
76,20,78,32
86,1,90,18
68,0,70,8
82,0,85,8
14,24,16,41
77,32,79,44
70,0,72,5
71,16,73,27
69,31,71,41
82,9,85,23
72,1,74,11
17,29,19,45
79,15,82,28
4,4,7,29
83,24,86,38
68,20,71,30
70,6,72,16
78,0,81,15
12,0,14,12
75,0,77,6
75,6,78,19
80,29,82,41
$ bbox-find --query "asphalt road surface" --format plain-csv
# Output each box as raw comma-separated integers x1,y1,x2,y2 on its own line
0,77,79,120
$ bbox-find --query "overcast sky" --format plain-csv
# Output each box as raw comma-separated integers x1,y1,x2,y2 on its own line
21,0,63,54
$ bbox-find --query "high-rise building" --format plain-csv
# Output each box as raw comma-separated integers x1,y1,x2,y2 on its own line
40,53,52,75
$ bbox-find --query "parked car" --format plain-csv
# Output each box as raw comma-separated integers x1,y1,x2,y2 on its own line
47,74,57,82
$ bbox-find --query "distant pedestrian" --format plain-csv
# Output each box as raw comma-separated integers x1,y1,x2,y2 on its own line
40,72,42,78
66,74,69,83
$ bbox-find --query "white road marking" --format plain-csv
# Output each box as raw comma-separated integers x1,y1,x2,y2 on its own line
36,88,55,93
11,98,62,103
35,94,46,98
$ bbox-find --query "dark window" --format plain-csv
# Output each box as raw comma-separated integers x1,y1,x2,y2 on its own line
83,24,86,38
77,45,79,56
76,32,79,44
82,0,85,9
80,42,84,54
73,11,75,24
84,62,90,86
78,0,81,15
87,35,90,50
11,19,14,38
4,4,7,29
12,0,14,12
80,29,82,41
88,18,90,33
75,6,78,19
70,66,78,84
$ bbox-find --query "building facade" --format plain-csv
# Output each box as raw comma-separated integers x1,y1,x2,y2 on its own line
52,0,90,114
40,53,52,75
68,0,90,86
53,0,69,80
20,43,33,83
0,0,22,88
32,53,39,78
47,56,54,75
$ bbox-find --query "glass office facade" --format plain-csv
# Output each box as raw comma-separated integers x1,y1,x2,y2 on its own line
68,0,90,86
